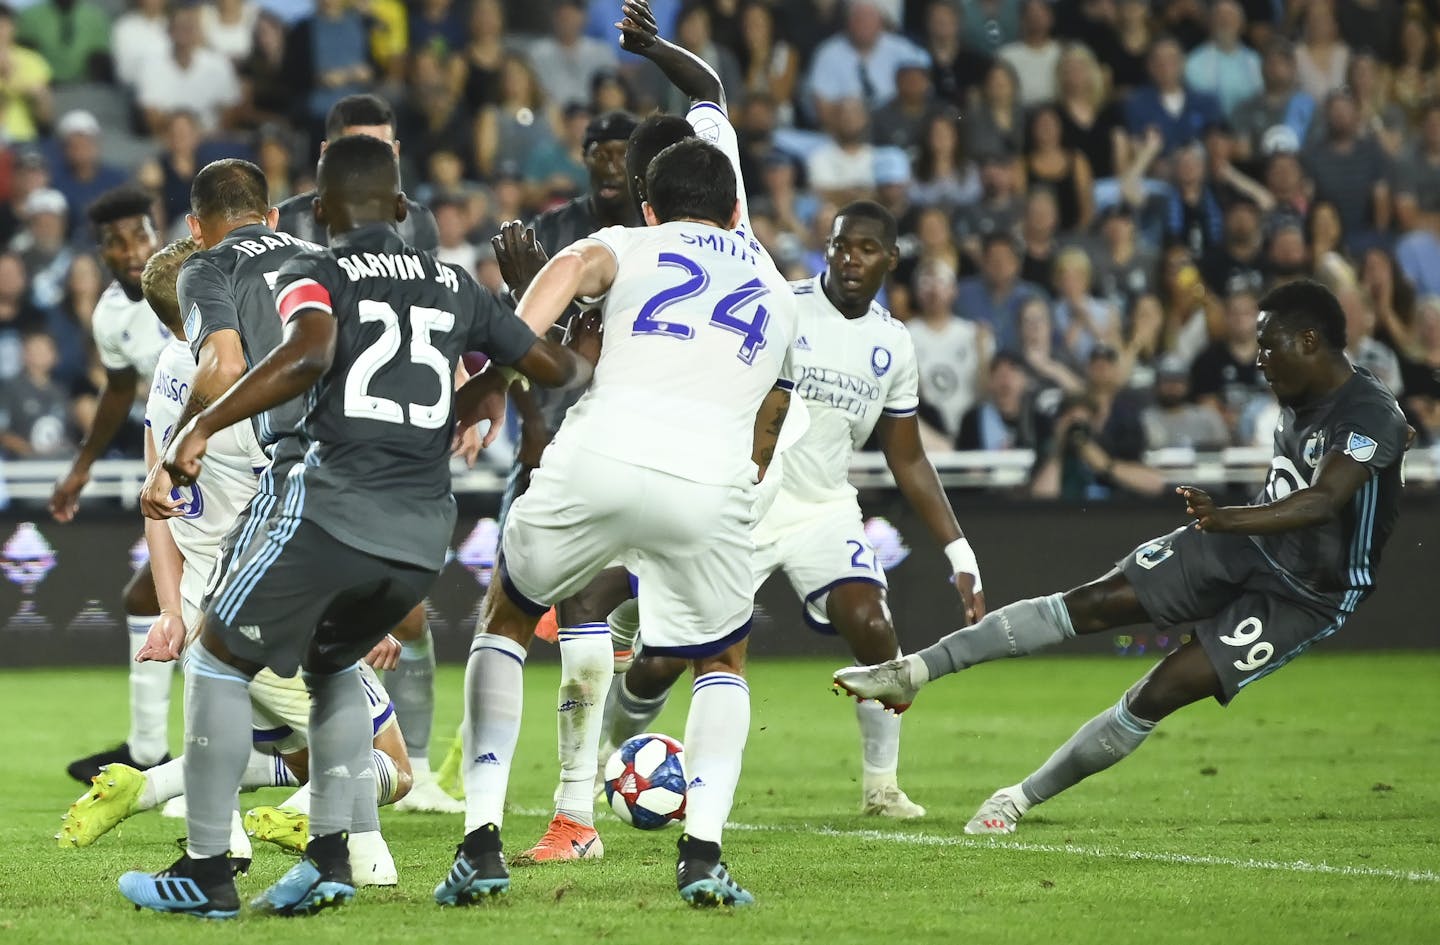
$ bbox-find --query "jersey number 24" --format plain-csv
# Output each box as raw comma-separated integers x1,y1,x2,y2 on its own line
632,252,771,364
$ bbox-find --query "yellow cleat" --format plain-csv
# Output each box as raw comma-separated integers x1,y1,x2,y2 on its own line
434,732,465,800
57,763,147,848
243,806,309,853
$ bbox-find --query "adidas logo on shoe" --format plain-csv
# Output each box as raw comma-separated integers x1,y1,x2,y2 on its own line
474,752,500,765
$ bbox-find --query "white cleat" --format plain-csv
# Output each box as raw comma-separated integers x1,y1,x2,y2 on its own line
833,659,920,713
395,776,465,814
964,787,1027,835
861,784,926,819
161,795,187,819
349,830,398,886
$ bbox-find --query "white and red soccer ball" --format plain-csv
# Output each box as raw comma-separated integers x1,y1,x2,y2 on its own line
603,733,687,830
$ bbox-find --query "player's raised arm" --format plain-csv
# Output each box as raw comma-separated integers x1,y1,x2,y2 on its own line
514,239,618,336
618,0,724,108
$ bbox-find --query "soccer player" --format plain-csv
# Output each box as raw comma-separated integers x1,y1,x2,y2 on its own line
599,201,985,819
835,280,1410,835
117,134,590,919
435,137,796,910
53,187,173,784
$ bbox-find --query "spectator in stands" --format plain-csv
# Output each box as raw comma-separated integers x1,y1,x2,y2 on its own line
1018,188,1058,289
0,332,73,459
475,53,559,180
10,189,72,310
955,149,1023,263
804,0,927,125
965,59,1023,163
1304,89,1390,252
458,0,505,112
0,3,53,144
1017,294,1084,395
909,255,990,441
1265,218,1312,283
1109,0,1156,93
432,194,478,274
924,0,991,109
1392,99,1440,235
200,0,260,62
43,253,102,389
1361,246,1419,360
736,3,798,125
255,126,298,204
1183,0,1260,121
1158,243,1220,364
956,232,1042,350
1124,36,1223,156
1157,0,1208,50
283,0,379,143
1345,52,1404,158
1166,141,1224,260
1202,200,1266,297
1294,0,1349,102
1388,8,1439,125
1090,203,1158,315
1141,353,1229,451
238,10,291,126
146,111,204,232
1023,104,1093,233
957,351,1048,451
659,2,742,115
47,110,126,241
1396,217,1440,300
1190,286,1268,443
17,0,111,85
775,0,843,71
998,0,1059,108
409,0,464,56
1401,296,1440,443
895,204,960,291
0,251,43,382
529,0,618,110
400,48,475,183
112,0,169,91
908,110,979,217
139,4,243,134
1339,280,1405,396
871,63,932,153
524,102,591,206
1056,42,1125,181
1231,37,1313,166
960,0,1019,55
1053,247,1120,363
807,97,876,204
872,146,914,227
1262,149,1308,225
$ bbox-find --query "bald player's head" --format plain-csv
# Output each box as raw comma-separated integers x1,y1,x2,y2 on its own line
314,134,408,236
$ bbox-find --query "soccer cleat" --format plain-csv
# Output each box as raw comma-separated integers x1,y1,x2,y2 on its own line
832,659,921,713
861,783,927,819
57,763,147,848
395,775,465,814
964,787,1027,835
434,824,509,905
67,743,171,784
511,814,603,865
244,806,308,853
161,795,187,819
349,830,398,887
676,834,754,908
252,853,355,916
434,735,465,800
117,853,239,919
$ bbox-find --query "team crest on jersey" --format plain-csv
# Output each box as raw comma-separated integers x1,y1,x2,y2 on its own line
185,303,201,339
1344,432,1378,463
870,346,892,377
1302,431,1325,468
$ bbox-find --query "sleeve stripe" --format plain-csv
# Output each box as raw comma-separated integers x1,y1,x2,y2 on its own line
689,100,725,117
775,378,796,391
276,278,333,323
883,406,918,417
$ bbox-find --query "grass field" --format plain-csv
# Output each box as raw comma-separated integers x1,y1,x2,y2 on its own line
2,654,1438,944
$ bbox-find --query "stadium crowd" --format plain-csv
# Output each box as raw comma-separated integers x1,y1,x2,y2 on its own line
2,0,1439,501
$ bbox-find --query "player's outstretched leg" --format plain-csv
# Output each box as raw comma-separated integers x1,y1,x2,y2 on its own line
597,653,684,788
390,607,463,813
968,640,1221,834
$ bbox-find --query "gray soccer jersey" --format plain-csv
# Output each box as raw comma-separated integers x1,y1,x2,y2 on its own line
271,224,538,571
275,191,440,252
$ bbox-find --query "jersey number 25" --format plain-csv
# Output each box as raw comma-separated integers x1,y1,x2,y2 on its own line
633,252,771,364
345,299,454,429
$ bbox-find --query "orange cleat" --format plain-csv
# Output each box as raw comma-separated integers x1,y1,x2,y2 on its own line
535,608,560,644
510,814,603,865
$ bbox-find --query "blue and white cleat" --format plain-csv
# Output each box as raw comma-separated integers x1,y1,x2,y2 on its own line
676,834,755,908
118,854,239,919
252,858,356,916
434,824,509,905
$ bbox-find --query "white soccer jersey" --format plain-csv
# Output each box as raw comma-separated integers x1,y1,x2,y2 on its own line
144,339,268,606
906,316,985,439
92,281,171,376
555,222,797,487
768,274,919,507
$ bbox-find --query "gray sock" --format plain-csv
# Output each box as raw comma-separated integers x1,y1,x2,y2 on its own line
303,665,372,839
388,624,436,763
350,758,382,835
1019,695,1157,806
604,676,670,750
183,643,255,858
918,593,1075,680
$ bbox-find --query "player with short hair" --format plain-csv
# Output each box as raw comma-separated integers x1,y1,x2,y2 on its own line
599,199,985,818
53,187,175,785
117,134,590,919
836,279,1411,834
435,136,796,910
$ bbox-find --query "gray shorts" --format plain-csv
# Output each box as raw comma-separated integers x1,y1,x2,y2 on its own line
1117,526,1352,705
203,516,435,677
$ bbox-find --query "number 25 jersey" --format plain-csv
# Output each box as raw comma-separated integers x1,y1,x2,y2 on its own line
271,224,539,571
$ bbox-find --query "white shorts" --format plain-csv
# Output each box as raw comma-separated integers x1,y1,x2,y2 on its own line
752,499,888,632
502,446,756,658
249,663,395,755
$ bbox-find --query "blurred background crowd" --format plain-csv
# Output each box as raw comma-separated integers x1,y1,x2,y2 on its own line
2,0,1439,502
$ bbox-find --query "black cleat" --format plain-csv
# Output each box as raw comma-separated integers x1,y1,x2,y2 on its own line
676,833,754,907
434,824,510,905
118,853,240,919
68,743,172,784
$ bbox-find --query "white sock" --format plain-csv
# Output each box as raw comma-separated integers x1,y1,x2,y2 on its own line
681,672,750,845
462,633,527,833
230,808,252,859
554,626,612,827
371,748,403,806
241,749,298,791
280,781,311,814
127,615,172,765
410,756,433,781
137,756,186,810
857,700,902,787
903,653,931,687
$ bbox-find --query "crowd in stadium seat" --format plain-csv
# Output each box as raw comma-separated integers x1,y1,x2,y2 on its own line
2,0,1440,502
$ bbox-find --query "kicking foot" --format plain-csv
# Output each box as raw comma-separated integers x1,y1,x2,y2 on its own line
68,743,170,785
117,853,238,919
964,786,1028,835
252,835,355,916
58,763,146,848
434,824,509,905
511,814,603,865
244,806,308,853
676,833,754,908
395,776,465,814
861,783,926,819
832,659,922,713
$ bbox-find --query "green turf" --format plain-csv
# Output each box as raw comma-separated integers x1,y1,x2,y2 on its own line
3,655,1438,944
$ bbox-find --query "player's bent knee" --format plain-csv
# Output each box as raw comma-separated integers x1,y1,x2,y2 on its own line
478,573,545,647
692,639,748,678
1063,570,1148,635
627,655,687,700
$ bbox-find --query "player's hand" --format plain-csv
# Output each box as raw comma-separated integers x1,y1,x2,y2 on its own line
566,310,604,365
364,633,402,672
1178,485,1228,532
49,466,90,522
491,221,549,299
135,611,187,662
164,419,210,487
452,421,485,467
617,0,659,52
140,461,187,520
953,573,985,627
455,366,510,451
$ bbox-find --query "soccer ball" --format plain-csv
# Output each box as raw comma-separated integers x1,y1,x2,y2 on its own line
603,733,687,830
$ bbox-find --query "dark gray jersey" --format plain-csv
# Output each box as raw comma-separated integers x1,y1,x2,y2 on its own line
1252,367,1407,602
272,224,538,570
179,224,321,447
275,192,440,252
